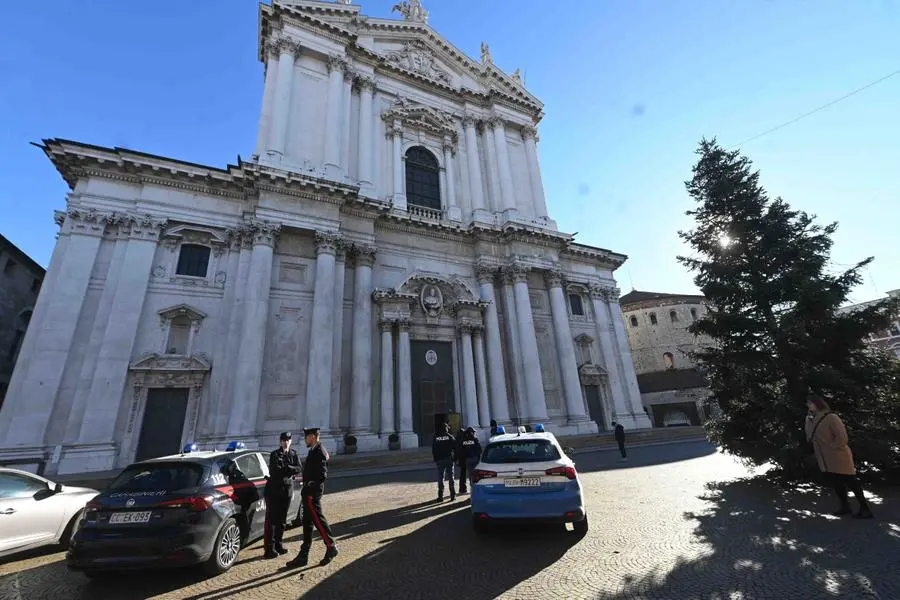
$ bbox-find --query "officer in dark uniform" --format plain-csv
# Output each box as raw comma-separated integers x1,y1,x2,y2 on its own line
455,425,469,494
432,422,456,501
286,427,338,568
460,426,483,491
263,432,301,559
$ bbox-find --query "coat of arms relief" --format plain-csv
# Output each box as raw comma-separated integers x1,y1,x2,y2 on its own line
384,40,452,86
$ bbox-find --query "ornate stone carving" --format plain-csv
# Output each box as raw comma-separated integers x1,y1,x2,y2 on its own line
420,283,444,318
274,36,299,56
355,75,375,92
382,97,455,138
53,210,66,227
391,0,429,23
352,244,377,268
152,265,168,279
544,268,565,289
327,54,346,73
442,135,455,154
521,124,538,141
588,284,605,300
460,113,479,127
247,220,281,247
474,260,498,284
457,321,473,336
480,42,493,64
397,318,411,331
384,40,450,85
314,231,343,255
214,271,227,287
502,262,530,284
486,113,505,128
379,319,395,333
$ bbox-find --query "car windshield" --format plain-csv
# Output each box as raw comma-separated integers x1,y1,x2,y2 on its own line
482,440,561,464
108,463,203,492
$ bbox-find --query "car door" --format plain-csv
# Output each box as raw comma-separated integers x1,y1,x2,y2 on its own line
233,453,266,541
0,472,65,554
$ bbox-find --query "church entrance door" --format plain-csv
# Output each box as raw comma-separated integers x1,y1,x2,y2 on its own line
584,385,605,430
410,341,454,447
135,388,189,462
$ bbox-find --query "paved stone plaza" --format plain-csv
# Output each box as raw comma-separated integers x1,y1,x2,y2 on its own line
1,441,898,600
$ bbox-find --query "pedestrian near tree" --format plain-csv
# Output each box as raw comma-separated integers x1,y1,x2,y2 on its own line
805,395,873,519
612,421,627,460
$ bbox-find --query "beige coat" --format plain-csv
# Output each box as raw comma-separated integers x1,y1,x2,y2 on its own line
805,412,856,475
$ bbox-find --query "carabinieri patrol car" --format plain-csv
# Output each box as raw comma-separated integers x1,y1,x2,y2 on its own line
67,442,303,578
470,424,588,535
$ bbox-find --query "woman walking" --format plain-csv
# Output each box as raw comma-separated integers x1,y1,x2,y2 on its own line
805,394,873,519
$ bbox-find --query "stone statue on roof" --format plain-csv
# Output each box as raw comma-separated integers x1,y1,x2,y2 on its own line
392,0,429,23
512,68,522,83
480,42,493,64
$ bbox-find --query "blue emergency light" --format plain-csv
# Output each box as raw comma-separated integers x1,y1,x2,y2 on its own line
226,441,246,452
533,423,545,433
182,442,198,453
494,425,506,435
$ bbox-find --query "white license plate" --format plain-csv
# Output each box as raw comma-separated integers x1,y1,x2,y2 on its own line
504,477,542,488
109,511,152,524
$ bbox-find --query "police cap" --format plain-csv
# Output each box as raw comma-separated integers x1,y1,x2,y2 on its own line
279,431,292,441
303,426,321,436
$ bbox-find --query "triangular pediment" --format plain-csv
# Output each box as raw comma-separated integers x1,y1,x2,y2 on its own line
129,352,211,373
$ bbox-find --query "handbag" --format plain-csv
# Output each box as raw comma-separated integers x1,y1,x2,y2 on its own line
803,411,832,470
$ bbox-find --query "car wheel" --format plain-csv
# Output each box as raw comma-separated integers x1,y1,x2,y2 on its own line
59,510,84,549
573,514,589,535
204,517,242,576
472,516,489,534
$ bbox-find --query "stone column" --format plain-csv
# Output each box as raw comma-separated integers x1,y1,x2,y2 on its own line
397,318,414,436
481,123,502,212
340,67,354,177
356,77,375,192
545,269,589,425
389,119,406,210
323,55,346,178
604,286,653,428
227,221,280,436
267,37,298,159
472,327,491,428
255,42,280,157
499,272,526,423
0,210,106,447
509,263,549,422
329,243,347,432
458,323,479,427
474,262,510,423
490,115,517,215
442,136,461,221
304,232,341,430
589,285,630,425
522,125,549,219
462,114,488,219
379,319,395,435
349,245,376,433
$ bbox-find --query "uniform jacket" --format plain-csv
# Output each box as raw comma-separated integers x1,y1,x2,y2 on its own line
805,411,856,475
302,443,330,495
266,447,301,495
614,424,626,442
460,436,482,461
432,431,456,462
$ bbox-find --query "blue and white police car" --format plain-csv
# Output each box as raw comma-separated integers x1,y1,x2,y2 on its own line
470,424,587,535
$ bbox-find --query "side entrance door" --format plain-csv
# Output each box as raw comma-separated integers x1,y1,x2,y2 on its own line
135,388,190,462
584,385,606,430
410,341,455,447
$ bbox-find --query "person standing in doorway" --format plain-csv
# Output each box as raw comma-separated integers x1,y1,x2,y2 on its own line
263,432,301,559
286,427,339,568
806,394,873,519
612,421,627,460
432,422,456,501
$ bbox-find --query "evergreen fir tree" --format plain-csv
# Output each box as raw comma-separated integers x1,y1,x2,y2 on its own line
678,138,900,480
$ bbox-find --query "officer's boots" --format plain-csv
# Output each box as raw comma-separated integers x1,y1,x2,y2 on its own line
320,544,339,566
285,545,310,569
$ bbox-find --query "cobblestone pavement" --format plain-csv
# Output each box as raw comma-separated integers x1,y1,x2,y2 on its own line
2,441,898,600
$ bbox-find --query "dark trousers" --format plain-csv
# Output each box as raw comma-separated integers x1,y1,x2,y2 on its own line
827,472,869,510
617,440,627,458
465,457,480,490
458,458,468,492
263,490,290,552
436,458,455,498
301,492,335,550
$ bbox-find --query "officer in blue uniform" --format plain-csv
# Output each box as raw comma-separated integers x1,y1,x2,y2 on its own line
286,427,338,568
264,432,301,558
432,422,456,501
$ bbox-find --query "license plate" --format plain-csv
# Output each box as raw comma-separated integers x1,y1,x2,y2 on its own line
109,511,152,524
504,477,541,487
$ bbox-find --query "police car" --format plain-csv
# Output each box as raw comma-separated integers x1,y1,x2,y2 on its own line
470,425,587,535
67,442,303,578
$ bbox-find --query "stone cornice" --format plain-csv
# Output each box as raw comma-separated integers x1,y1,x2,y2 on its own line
561,243,628,270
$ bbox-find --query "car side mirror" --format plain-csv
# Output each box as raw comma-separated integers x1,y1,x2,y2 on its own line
54,482,63,493
33,487,56,501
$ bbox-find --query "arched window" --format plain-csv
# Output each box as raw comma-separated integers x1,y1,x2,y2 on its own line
405,146,441,210
649,313,658,325
629,316,638,327
669,310,678,323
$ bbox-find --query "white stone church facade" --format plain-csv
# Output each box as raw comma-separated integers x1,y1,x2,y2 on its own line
0,0,650,476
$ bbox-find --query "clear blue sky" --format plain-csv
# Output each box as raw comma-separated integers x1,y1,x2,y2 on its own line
1,0,897,304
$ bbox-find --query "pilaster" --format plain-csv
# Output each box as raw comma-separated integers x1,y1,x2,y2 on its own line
323,54,347,179
457,321,479,427
472,326,491,428
603,285,653,429
462,114,489,222
474,260,510,423
505,262,548,422
349,245,376,434
545,268,590,426
266,36,300,160
329,242,348,432
378,319,396,436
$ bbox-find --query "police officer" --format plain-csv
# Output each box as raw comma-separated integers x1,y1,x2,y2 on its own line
286,427,338,568
612,421,627,460
455,425,468,494
432,422,456,501
460,427,483,491
264,432,301,558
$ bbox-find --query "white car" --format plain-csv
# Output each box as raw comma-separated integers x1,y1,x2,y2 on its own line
0,467,98,557
470,425,588,534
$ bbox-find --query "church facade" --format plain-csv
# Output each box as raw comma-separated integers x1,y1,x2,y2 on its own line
0,0,650,476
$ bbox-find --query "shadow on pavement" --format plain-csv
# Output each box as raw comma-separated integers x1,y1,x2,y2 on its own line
605,475,900,598
299,505,583,600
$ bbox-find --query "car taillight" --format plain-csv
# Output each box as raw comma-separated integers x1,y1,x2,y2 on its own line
158,496,213,511
471,469,497,483
545,466,577,480
85,501,102,511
